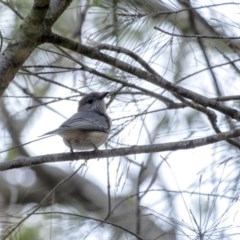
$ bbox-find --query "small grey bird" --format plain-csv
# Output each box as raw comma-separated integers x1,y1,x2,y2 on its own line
43,92,111,152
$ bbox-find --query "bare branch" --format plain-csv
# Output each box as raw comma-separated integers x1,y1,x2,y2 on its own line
1,128,240,171
0,0,50,95
44,32,240,120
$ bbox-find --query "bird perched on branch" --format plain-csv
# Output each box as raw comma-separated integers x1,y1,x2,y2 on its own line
43,92,111,152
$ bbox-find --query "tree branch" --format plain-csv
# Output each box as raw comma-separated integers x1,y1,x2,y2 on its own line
1,128,240,171
0,0,51,96
0,0,74,97
44,32,240,120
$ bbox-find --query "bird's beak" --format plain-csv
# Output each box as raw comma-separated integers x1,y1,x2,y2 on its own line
99,92,109,99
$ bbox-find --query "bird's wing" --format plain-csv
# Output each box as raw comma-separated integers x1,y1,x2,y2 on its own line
58,110,110,132
42,110,110,136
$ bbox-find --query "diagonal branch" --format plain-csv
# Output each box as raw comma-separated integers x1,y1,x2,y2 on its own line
44,32,240,120
0,0,50,96
0,0,74,97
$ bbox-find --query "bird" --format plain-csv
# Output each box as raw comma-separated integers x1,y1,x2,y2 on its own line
42,92,111,152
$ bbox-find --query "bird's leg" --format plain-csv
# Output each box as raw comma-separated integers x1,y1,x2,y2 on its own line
93,144,99,152
67,140,74,154
89,141,99,152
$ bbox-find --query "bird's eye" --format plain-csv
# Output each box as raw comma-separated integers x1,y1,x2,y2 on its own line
87,99,94,104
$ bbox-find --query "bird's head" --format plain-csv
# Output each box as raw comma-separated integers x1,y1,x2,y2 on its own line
78,92,109,113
